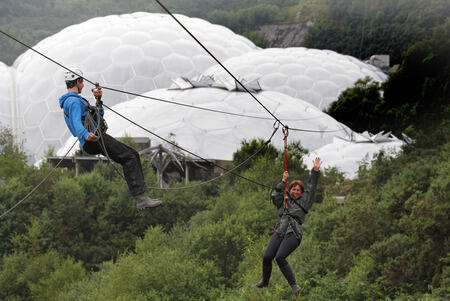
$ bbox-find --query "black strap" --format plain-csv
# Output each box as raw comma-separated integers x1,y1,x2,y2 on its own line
64,111,85,121
286,192,309,214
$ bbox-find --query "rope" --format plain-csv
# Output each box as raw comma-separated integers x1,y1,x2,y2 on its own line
103,103,272,189
93,117,278,191
0,28,343,195
282,126,289,209
101,85,345,131
146,126,279,190
0,29,345,133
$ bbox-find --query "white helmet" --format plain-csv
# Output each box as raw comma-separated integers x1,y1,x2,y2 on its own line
64,68,83,81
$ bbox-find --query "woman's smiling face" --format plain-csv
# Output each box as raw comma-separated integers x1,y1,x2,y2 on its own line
290,184,303,199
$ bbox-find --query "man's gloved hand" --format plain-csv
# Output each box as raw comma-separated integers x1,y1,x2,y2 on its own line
86,132,99,141
92,86,103,106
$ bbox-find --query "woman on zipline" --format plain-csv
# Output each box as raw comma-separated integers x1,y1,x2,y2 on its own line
256,157,322,294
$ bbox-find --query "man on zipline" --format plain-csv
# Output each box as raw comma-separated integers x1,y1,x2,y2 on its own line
59,68,162,210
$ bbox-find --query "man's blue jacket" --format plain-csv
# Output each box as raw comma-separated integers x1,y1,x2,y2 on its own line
59,92,104,147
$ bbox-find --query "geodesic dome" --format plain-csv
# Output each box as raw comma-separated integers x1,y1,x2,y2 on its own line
202,47,387,110
0,61,13,130
11,12,257,163
303,133,404,179
58,87,351,160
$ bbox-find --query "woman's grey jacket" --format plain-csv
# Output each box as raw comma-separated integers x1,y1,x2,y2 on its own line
270,169,320,241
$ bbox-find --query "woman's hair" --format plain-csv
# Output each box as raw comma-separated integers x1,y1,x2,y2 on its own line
289,180,304,193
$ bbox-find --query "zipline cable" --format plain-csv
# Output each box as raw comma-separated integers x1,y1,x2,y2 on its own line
103,103,272,189
101,85,345,130
103,125,279,191
0,29,96,87
153,0,286,128
0,29,345,133
0,29,272,191
0,27,343,197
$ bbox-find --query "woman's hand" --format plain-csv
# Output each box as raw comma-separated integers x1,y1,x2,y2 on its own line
282,171,289,182
313,157,322,171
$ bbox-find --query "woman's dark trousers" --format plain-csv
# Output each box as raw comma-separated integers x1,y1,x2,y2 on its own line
260,232,299,286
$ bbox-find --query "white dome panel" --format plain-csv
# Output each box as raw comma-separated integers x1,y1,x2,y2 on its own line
91,37,122,53
132,58,163,78
10,12,256,163
103,63,135,86
312,81,339,98
111,45,144,63
58,87,351,160
287,75,314,90
24,103,48,127
162,53,195,74
82,55,113,72
119,31,152,45
0,62,13,130
303,137,404,179
202,47,387,111
40,112,65,139
259,73,288,90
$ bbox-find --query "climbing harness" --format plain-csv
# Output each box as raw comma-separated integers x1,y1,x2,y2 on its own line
63,98,107,137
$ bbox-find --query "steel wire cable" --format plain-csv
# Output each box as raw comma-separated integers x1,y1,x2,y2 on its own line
153,0,286,128
101,86,345,133
84,102,276,190
0,28,345,133
99,125,278,191
103,103,273,189
0,29,273,193
0,26,347,201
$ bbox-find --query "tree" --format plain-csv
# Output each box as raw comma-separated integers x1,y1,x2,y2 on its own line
0,125,27,179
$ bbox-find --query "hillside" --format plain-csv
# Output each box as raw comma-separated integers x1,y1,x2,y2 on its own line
0,1,449,300
1,0,449,64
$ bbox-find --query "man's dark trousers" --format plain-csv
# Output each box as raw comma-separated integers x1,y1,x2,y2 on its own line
83,133,146,196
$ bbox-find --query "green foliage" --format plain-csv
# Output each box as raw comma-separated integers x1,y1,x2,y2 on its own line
232,139,278,171
59,226,222,301
0,250,85,301
327,20,450,136
326,77,385,133
0,126,449,300
0,252,30,300
304,0,450,63
0,126,27,179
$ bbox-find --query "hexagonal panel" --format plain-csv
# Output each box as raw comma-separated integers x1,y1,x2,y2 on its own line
10,12,256,163
202,47,387,111
59,87,351,160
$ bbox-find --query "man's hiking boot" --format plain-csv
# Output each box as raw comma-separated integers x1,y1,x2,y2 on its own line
134,193,162,210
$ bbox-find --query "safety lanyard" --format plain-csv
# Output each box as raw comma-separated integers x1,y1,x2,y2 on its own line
283,126,289,209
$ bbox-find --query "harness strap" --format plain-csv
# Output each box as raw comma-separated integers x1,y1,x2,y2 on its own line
64,97,107,134
64,111,85,121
